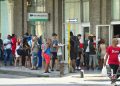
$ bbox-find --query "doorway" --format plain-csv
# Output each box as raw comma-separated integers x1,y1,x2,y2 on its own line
113,25,120,38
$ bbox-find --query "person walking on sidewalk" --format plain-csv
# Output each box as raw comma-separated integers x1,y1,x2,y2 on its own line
104,38,120,85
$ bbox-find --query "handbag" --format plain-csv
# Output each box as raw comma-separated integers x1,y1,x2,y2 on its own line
101,66,107,76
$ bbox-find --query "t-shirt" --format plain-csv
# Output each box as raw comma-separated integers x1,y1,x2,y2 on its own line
107,46,120,65
45,48,51,55
3,39,12,50
51,39,58,52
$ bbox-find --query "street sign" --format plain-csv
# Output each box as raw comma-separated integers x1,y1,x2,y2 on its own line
28,13,49,22
66,18,78,23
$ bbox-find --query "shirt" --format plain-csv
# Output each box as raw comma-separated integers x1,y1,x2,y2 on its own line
3,39,12,50
51,39,58,52
107,46,120,65
86,41,90,52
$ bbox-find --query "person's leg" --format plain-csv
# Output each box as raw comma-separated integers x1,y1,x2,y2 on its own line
4,50,7,66
51,53,55,71
89,55,92,69
15,57,18,66
85,52,89,69
93,55,98,69
109,64,119,84
19,57,22,66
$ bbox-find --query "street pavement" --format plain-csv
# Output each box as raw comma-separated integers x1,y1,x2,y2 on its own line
0,71,120,86
0,66,120,86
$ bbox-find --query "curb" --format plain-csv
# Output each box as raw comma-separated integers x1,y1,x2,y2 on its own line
0,69,49,77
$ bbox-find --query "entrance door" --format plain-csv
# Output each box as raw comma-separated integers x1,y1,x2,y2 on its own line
113,24,120,37
96,25,111,49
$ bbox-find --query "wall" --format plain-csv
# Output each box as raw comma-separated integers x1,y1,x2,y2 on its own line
1,0,13,39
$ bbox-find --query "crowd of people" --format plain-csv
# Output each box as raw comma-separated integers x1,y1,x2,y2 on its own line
0,32,62,73
70,32,120,85
0,31,119,85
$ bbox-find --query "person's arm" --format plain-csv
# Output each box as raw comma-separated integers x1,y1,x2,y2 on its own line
31,42,34,51
103,53,109,66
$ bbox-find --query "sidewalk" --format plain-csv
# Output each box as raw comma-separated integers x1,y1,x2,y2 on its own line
0,63,69,77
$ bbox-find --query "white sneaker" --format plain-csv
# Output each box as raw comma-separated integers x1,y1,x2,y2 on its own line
78,67,81,70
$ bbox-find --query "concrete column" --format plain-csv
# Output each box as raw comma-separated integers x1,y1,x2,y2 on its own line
54,0,63,42
89,0,101,34
23,0,28,34
13,0,23,37
45,0,54,38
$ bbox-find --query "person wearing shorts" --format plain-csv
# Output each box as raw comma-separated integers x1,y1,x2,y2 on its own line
42,41,51,73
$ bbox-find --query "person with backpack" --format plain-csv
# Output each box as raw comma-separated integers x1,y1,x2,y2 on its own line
89,36,97,70
70,32,77,72
76,34,84,70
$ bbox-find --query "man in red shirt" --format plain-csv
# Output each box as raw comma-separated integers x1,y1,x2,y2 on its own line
104,38,120,85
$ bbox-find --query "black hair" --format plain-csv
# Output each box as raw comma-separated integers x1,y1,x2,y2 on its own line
52,33,57,36
77,34,81,37
70,31,73,36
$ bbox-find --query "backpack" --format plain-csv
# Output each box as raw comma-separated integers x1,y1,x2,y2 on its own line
70,36,78,52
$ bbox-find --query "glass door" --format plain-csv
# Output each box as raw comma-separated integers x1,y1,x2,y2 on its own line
96,25,111,49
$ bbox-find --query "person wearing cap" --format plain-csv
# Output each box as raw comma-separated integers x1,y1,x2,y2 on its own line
3,35,12,66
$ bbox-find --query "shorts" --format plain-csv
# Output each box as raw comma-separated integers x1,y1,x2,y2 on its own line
52,52,57,59
43,53,50,64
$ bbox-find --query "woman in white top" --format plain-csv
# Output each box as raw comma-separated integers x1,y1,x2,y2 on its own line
15,39,22,66
99,39,106,69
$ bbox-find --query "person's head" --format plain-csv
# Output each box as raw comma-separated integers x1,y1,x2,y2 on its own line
12,34,15,38
70,31,73,37
112,38,118,46
7,35,11,39
100,39,105,44
77,34,81,40
52,33,57,39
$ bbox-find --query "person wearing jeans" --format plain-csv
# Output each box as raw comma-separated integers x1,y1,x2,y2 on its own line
3,35,12,66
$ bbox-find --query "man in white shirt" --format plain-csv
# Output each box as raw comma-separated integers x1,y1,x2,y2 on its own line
3,35,12,66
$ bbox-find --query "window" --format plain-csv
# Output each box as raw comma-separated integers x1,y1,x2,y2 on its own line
64,0,80,23
112,0,120,20
82,0,89,22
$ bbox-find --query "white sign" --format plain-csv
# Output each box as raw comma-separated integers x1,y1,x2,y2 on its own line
28,13,48,21
66,18,78,23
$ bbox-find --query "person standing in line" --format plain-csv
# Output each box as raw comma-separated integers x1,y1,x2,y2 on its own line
76,34,84,70
23,38,31,68
51,33,59,71
89,36,97,70
3,35,12,66
42,38,51,73
11,34,17,60
99,39,106,69
31,36,39,70
0,33,3,63
84,36,91,70
37,36,43,68
15,39,22,67
104,38,120,85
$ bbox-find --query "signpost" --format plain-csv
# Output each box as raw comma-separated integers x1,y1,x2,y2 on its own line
28,13,49,22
